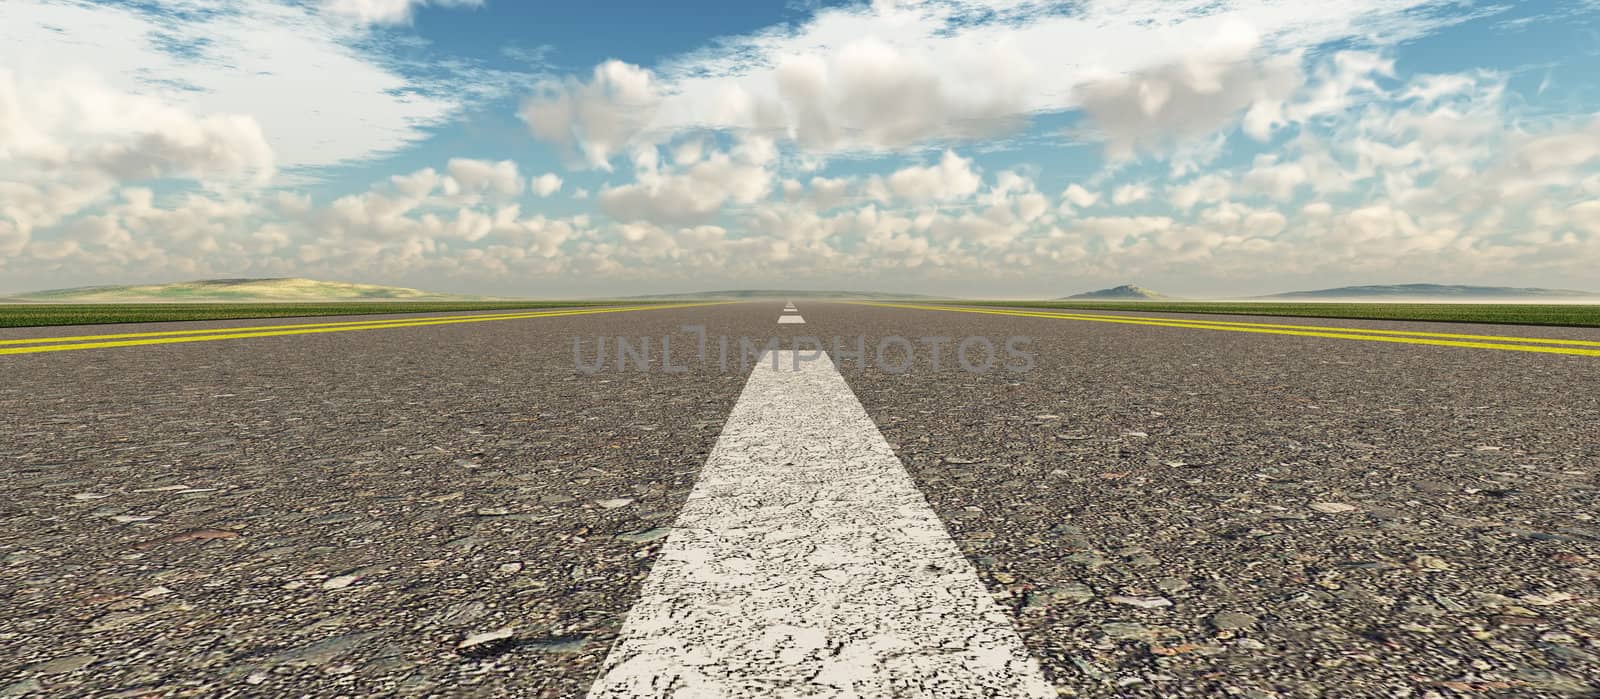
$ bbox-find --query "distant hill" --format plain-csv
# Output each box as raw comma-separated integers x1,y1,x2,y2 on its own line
1263,283,1598,301
1061,284,1171,300
16,278,484,302
629,289,935,300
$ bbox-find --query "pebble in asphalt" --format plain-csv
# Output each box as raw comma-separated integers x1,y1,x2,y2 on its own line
1,302,1597,697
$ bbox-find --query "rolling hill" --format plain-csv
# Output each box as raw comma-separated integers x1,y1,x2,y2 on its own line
1060,284,1172,300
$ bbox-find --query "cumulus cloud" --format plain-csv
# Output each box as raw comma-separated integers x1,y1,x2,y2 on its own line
0,69,275,185
445,158,524,199
14,1,1600,296
1,0,476,173
1169,175,1232,210
879,150,982,203
1072,23,1304,159
598,140,774,225
782,176,854,211
0,68,275,260
633,0,1469,160
763,38,1031,152
1111,183,1151,206
1060,184,1099,211
519,60,662,170
532,173,564,197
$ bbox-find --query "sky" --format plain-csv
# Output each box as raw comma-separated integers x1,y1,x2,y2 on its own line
3,0,1600,298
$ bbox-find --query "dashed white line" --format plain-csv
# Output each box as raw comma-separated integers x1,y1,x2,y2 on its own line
588,351,1055,698
778,315,805,324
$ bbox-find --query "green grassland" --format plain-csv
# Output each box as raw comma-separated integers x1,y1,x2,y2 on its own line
0,301,631,328
4,298,1599,329
960,301,1600,327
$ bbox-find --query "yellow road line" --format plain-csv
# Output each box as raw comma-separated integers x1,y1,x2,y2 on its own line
957,305,1600,347
0,303,729,356
853,302,1600,357
0,305,628,346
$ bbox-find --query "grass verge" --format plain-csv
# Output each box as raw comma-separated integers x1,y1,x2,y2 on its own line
954,301,1600,328
0,301,630,329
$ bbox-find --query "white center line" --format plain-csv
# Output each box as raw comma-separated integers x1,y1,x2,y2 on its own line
778,315,805,324
588,351,1055,698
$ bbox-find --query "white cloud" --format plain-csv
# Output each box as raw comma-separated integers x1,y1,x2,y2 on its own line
1060,184,1099,210
807,176,852,210
1290,51,1396,123
598,142,773,224
1169,175,1232,210
1569,201,1600,235
1111,183,1151,206
0,67,275,260
445,158,524,199
881,150,982,203
0,0,485,174
1243,210,1288,236
12,0,1599,297
321,0,483,26
1072,23,1304,159
627,0,1469,159
760,38,1030,152
0,69,275,185
1507,117,1600,175
1241,155,1309,201
783,176,854,210
519,60,662,170
532,173,564,197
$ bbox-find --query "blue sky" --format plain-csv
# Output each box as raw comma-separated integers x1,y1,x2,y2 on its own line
3,0,1600,297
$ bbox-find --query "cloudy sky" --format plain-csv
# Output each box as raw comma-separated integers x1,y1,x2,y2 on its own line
3,0,1599,297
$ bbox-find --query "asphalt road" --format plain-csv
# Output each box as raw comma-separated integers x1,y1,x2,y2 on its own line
1,302,1596,697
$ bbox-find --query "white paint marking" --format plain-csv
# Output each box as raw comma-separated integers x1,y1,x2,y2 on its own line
777,315,805,324
589,351,1055,698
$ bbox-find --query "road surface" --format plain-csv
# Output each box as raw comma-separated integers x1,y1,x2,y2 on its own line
1,302,1596,697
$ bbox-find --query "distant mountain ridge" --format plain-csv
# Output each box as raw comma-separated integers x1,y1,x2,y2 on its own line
1263,283,1598,300
16,278,483,302
1061,284,1171,300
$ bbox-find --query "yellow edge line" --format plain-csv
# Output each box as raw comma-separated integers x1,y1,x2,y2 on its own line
853,302,1600,357
954,304,1600,348
0,303,730,356
0,305,634,346
860,302,1600,348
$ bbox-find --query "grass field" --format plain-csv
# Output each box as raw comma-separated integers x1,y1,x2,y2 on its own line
5,299,1599,329
0,301,630,328
961,301,1600,327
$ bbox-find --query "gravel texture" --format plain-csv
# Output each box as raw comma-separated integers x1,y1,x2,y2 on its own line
2,302,1596,697
0,305,782,697
821,302,1600,698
